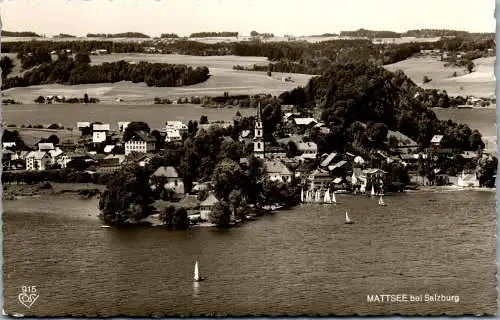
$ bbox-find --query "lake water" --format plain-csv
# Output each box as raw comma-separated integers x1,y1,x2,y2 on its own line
2,104,496,136
3,191,496,316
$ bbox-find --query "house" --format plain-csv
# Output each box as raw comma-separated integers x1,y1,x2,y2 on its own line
265,144,287,160
103,154,126,164
200,193,220,221
282,112,300,123
96,157,122,174
165,121,188,135
292,118,318,133
125,152,154,167
165,129,182,142
48,148,64,164
124,131,156,155
92,124,110,143
297,142,318,159
264,160,293,183
38,143,55,151
328,160,348,175
152,166,185,194
77,122,90,130
3,142,16,149
117,122,130,133
307,168,331,189
56,151,89,168
26,151,51,171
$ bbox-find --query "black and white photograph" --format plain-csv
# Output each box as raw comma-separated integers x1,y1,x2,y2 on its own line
1,0,497,316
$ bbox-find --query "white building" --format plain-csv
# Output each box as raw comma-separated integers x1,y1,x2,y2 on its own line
165,121,188,135
165,129,182,142
200,193,220,221
26,151,51,171
92,124,110,143
124,131,156,155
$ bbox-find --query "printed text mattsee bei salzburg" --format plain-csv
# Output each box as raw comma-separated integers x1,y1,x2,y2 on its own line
367,294,460,303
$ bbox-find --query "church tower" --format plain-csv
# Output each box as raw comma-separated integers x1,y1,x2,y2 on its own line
254,103,265,159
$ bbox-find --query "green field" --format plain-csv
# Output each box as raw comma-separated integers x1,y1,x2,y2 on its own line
385,56,495,98
3,54,314,104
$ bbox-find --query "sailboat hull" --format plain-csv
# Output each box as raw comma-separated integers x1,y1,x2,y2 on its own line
194,278,206,282
345,221,354,224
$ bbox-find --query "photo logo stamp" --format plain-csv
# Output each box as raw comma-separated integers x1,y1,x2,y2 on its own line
18,286,39,309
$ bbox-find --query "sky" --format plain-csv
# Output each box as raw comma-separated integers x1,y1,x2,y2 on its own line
0,0,496,37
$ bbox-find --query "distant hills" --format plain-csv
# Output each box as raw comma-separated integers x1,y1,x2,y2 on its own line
2,30,41,37
2,28,495,40
339,28,495,39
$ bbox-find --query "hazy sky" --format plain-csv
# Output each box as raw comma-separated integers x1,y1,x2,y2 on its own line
1,0,496,37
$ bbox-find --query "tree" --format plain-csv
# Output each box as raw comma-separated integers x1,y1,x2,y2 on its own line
98,165,156,225
228,189,244,219
47,134,60,145
422,75,432,83
209,201,231,227
159,205,176,228
83,93,89,103
200,115,208,124
34,95,45,103
75,52,91,64
0,56,14,79
466,60,475,73
212,159,244,200
172,207,189,230
123,121,151,141
469,129,485,151
476,154,497,187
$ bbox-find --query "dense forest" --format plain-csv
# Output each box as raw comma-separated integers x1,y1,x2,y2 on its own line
2,30,41,37
340,29,401,38
160,33,180,38
279,63,484,154
86,32,151,38
1,53,210,90
53,33,77,38
340,28,496,39
189,32,238,38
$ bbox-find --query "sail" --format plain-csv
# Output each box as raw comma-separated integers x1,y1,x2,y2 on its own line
360,183,366,193
371,185,375,196
378,196,385,206
194,261,199,281
315,190,320,202
301,188,304,202
331,190,337,203
351,172,357,185
345,211,351,223
324,188,331,203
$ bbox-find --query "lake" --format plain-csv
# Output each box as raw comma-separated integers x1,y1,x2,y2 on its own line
2,104,496,136
3,190,496,316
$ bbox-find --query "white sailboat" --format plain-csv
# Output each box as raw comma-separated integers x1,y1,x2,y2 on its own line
315,190,321,202
378,195,386,206
360,181,366,194
345,211,354,224
301,188,304,203
331,190,337,203
194,261,205,282
324,188,331,203
370,185,375,197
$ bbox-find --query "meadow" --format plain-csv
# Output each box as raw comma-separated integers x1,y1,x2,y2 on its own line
384,56,496,98
3,54,313,104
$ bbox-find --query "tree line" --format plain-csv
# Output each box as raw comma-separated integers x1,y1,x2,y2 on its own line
2,30,41,37
1,53,210,89
189,32,238,38
86,32,150,38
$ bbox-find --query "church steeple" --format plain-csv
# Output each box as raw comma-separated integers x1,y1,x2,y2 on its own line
254,102,264,159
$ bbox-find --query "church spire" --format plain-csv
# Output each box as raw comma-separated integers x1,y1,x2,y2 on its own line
256,102,262,122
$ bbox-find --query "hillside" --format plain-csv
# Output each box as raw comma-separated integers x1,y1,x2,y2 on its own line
280,62,483,152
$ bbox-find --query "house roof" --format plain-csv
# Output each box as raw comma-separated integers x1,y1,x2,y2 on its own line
38,143,55,150
320,152,337,167
99,158,121,167
200,193,219,206
27,151,48,160
93,124,110,131
283,112,300,121
48,149,63,158
104,154,126,164
166,129,181,138
293,118,317,126
363,168,387,175
104,145,116,153
166,121,188,129
297,142,317,152
309,168,330,179
430,135,443,143
264,160,292,175
129,130,156,142
328,160,347,171
77,122,90,128
152,166,180,178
